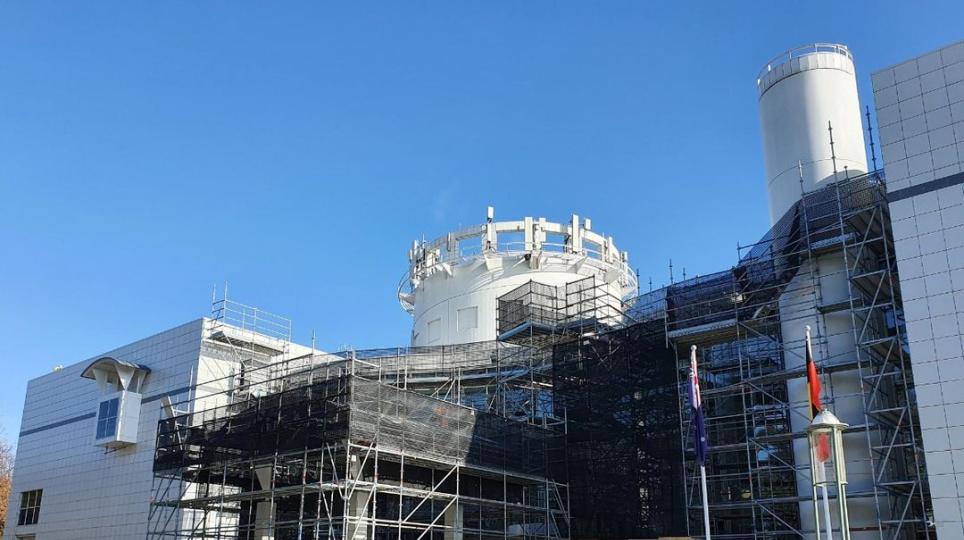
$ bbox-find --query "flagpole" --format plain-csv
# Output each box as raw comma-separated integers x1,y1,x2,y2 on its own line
700,463,711,540
821,483,833,540
806,326,833,540
692,345,711,540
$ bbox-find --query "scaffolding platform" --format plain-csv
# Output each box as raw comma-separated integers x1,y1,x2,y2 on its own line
149,350,570,540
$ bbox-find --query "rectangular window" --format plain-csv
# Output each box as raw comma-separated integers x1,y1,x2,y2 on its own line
427,318,441,344
96,397,120,439
457,306,478,332
18,489,42,526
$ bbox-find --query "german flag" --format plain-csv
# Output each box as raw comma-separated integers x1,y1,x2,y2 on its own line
806,326,831,462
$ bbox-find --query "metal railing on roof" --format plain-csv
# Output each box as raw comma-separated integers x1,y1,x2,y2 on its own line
757,43,853,85
210,297,292,344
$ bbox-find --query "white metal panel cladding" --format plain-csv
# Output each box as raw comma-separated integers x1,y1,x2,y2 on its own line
874,39,964,537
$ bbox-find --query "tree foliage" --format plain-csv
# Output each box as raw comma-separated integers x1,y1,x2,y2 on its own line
0,434,13,536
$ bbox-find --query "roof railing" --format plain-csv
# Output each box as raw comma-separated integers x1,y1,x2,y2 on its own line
757,43,853,86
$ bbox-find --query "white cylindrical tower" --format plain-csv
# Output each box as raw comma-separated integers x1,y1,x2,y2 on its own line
758,44,878,539
399,207,637,347
758,44,868,224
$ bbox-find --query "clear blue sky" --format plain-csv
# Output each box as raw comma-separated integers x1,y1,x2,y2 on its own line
1,2,962,441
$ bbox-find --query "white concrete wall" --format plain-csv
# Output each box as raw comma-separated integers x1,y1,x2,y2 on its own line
780,255,877,538
3,320,205,540
411,254,625,346
872,39,964,540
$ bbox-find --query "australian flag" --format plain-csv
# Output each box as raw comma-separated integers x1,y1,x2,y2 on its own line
689,347,710,466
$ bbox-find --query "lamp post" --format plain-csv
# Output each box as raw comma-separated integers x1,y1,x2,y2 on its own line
807,409,850,540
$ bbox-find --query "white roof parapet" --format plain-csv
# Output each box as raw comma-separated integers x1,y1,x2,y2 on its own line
398,206,637,313
756,43,854,96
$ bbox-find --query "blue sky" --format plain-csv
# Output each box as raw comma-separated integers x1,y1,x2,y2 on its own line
1,2,962,441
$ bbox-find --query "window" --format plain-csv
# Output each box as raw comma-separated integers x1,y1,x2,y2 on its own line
17,489,42,526
427,318,441,344
457,306,478,332
96,397,120,439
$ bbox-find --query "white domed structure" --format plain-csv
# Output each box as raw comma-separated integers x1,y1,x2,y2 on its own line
399,207,637,346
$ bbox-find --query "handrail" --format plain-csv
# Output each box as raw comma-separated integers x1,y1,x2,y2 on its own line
210,298,292,342
396,246,638,313
757,43,853,85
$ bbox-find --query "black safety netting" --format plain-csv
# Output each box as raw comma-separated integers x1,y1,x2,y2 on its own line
553,319,685,539
155,373,564,481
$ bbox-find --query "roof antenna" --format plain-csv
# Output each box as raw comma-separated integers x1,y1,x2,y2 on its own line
649,277,653,292
669,259,675,285
866,105,878,172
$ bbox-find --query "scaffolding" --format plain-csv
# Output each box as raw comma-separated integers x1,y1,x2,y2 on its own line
551,315,685,538
487,172,932,539
661,172,931,540
148,341,569,540
150,172,932,539
497,277,627,339
494,276,686,539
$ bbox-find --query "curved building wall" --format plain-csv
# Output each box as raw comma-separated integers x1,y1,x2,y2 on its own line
401,209,637,347
759,45,869,224
410,257,626,346
759,44,878,538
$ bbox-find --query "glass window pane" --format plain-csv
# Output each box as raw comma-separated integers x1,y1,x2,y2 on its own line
17,489,42,525
97,398,121,439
